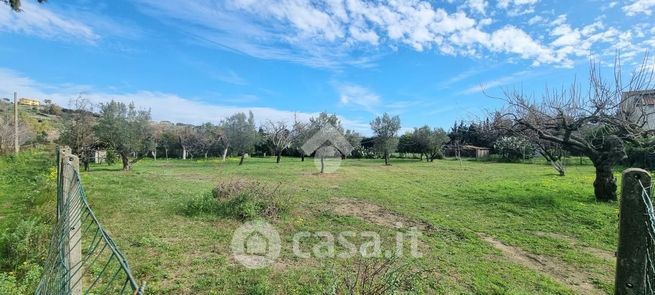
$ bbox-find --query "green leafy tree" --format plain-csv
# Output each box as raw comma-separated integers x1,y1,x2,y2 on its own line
222,111,257,165
413,126,449,162
95,100,152,171
2,0,47,12
370,113,401,166
307,112,344,172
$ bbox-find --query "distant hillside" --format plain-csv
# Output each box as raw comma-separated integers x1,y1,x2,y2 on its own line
0,100,65,142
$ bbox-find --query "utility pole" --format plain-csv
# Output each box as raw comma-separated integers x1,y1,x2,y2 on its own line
14,92,18,155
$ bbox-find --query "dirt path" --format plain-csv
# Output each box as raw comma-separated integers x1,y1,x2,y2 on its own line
481,235,606,295
330,197,608,294
533,231,615,261
331,198,434,231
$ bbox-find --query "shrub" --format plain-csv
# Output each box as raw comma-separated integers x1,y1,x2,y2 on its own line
184,178,290,220
0,219,49,270
494,136,535,162
624,139,655,170
330,257,431,295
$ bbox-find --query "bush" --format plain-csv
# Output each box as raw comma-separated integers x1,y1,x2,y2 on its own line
624,140,655,170
329,257,431,295
494,136,535,162
0,149,54,295
0,219,49,270
184,178,290,220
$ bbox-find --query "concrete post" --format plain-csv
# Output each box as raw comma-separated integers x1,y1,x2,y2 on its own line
61,148,82,295
615,168,652,295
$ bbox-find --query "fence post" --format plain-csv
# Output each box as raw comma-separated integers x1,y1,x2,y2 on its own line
61,148,82,295
615,168,651,295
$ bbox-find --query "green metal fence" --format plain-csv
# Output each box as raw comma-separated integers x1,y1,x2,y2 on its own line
36,147,144,295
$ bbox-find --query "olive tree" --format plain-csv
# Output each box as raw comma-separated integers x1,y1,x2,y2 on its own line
412,125,449,162
222,111,257,165
95,100,152,171
370,113,401,166
307,112,345,172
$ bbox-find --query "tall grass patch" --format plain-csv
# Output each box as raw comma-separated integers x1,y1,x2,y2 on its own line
183,178,291,220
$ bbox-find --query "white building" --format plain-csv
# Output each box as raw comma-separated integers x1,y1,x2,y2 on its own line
622,90,655,131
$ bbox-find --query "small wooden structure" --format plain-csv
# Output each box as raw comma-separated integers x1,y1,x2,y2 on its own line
445,145,490,158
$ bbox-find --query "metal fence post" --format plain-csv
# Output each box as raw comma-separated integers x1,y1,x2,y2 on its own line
615,168,651,295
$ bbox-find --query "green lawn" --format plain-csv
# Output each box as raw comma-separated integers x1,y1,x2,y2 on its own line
71,156,620,294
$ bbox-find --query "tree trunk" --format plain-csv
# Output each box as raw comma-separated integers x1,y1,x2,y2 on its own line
276,151,281,163
165,148,168,160
239,154,245,165
320,155,325,173
205,151,208,159
222,147,228,161
592,162,617,202
152,150,157,161
301,154,305,162
121,152,131,171
182,147,187,160
384,151,389,166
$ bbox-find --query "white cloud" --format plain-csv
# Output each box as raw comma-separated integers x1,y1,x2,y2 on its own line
527,15,544,25
136,0,580,67
497,0,538,16
0,2,99,43
461,70,533,94
0,68,371,133
128,0,652,70
338,84,380,113
623,0,655,16
466,0,488,15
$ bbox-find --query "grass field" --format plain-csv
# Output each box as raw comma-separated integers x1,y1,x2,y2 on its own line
60,156,619,294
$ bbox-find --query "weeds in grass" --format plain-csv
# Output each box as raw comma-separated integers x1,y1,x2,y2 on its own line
328,257,431,295
0,149,55,295
183,178,291,220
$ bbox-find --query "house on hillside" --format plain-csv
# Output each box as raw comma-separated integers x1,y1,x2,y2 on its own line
18,98,41,106
621,90,655,130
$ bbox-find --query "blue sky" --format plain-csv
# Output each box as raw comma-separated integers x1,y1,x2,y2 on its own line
1,0,654,134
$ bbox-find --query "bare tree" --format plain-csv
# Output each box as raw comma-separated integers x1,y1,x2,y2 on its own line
264,120,294,163
59,97,96,170
502,57,654,201
291,119,309,162
146,122,168,160
0,114,33,154
176,124,196,160
195,122,219,159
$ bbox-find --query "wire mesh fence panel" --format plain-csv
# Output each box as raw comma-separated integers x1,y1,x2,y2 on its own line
639,178,655,294
36,148,143,295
